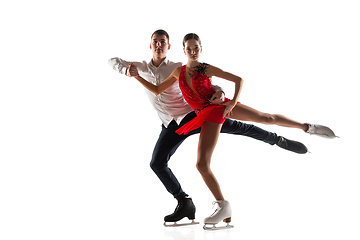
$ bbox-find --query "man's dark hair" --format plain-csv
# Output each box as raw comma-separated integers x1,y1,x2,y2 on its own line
151,29,170,43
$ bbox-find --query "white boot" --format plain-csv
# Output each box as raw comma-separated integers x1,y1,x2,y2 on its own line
203,200,233,230
306,124,338,139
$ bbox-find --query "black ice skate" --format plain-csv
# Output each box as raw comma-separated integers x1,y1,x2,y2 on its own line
276,136,308,154
163,198,199,227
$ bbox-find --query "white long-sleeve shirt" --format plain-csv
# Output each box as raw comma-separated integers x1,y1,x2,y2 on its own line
108,57,222,128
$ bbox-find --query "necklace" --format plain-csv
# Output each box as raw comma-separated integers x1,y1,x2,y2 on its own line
187,67,196,77
187,63,209,78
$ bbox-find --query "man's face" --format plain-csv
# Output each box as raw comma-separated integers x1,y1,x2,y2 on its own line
150,34,171,59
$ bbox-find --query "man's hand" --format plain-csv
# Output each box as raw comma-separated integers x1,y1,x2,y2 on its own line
209,91,225,105
126,63,139,77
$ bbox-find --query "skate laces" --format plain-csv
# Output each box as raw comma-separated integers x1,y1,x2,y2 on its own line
212,201,221,207
209,201,222,217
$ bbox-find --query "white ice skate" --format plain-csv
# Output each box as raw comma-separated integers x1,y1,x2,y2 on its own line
203,200,234,230
306,124,338,139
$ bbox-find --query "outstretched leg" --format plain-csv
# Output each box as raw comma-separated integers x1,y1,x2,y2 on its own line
196,121,224,201
229,103,308,131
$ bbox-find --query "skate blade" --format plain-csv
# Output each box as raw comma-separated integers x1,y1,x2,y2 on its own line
164,220,199,227
203,223,234,231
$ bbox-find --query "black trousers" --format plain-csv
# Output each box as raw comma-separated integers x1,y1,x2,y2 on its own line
150,111,279,199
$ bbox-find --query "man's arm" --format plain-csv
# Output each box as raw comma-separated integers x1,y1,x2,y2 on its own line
212,85,224,93
210,85,225,104
108,57,147,75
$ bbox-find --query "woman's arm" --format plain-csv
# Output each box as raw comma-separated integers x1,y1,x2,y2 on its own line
128,63,181,96
206,65,244,116
207,65,243,102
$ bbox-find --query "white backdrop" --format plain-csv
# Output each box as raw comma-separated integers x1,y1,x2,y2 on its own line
1,0,359,239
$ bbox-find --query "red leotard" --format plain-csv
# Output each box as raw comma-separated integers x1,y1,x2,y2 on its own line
175,64,233,135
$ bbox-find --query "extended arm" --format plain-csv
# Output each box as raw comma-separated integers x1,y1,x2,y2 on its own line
128,63,181,96
108,57,147,75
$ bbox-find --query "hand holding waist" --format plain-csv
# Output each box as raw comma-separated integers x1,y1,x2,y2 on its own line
222,100,236,118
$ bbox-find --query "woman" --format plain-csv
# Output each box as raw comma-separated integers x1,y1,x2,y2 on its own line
128,33,337,229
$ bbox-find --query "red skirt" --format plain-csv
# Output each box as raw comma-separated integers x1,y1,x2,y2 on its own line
175,99,232,135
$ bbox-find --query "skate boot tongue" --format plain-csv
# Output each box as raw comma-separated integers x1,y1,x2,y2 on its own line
211,201,223,212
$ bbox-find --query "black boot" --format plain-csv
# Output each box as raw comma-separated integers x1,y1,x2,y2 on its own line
164,198,196,222
276,136,308,154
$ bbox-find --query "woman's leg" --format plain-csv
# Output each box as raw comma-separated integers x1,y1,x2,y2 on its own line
196,121,224,201
229,103,308,131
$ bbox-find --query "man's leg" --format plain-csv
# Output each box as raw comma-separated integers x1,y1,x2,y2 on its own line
220,119,308,153
151,123,189,199
221,119,279,144
151,113,202,225
150,112,201,199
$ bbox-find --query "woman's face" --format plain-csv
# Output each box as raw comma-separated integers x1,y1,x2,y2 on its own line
184,39,202,62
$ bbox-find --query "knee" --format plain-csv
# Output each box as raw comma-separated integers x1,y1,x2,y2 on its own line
196,160,210,174
150,160,157,171
150,159,165,172
262,114,276,124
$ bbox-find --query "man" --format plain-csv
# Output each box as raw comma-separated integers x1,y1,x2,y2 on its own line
108,29,307,226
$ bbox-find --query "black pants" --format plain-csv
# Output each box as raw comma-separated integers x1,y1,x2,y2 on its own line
150,111,279,199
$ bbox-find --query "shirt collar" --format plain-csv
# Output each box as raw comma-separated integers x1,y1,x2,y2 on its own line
149,57,169,68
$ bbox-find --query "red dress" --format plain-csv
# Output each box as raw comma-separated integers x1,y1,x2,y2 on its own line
175,63,232,135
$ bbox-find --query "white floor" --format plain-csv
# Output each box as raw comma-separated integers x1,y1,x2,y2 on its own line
10,139,358,240
2,131,359,240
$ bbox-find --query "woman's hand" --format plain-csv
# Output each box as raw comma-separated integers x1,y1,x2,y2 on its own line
126,63,139,77
223,100,236,118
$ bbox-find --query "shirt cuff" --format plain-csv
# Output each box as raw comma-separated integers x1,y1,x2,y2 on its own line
108,58,127,74
212,85,224,93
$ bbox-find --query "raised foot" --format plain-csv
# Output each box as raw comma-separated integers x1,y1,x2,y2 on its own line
306,124,338,139
164,219,199,227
